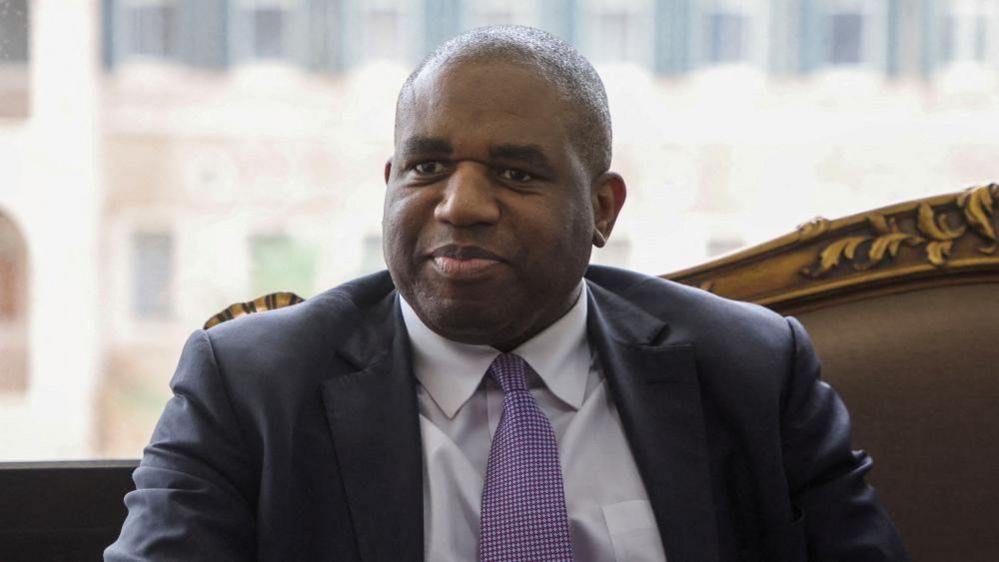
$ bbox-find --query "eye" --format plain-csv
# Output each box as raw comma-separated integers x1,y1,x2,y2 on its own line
413,161,447,175
498,168,534,183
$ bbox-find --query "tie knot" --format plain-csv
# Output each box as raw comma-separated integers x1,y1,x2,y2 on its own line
487,353,530,393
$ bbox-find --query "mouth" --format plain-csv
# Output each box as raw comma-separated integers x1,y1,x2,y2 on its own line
428,244,504,279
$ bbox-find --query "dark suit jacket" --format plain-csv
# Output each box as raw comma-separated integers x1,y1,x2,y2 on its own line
106,266,907,562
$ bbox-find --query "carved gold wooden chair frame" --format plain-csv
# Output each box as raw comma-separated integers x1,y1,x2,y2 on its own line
204,291,304,329
664,184,999,314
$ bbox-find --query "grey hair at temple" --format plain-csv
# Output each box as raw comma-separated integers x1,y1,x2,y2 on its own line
396,25,613,178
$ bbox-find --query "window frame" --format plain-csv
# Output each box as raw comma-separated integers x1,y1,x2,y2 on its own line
819,0,887,70
0,0,30,65
357,0,417,63
114,0,182,63
696,0,769,68
939,0,998,66
579,0,655,66
230,0,304,65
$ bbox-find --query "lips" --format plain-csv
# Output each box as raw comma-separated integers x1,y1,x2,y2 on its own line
428,244,504,279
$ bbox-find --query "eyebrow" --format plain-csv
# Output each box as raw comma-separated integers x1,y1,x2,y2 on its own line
489,143,554,172
399,138,555,173
400,136,453,156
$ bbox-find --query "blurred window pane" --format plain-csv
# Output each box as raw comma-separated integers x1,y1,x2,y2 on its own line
942,1,995,63
250,235,317,297
0,0,28,63
131,233,174,320
123,0,179,58
940,15,956,61
706,11,747,63
829,12,864,64
8,0,999,466
585,0,652,65
240,0,295,60
973,15,987,60
252,7,288,58
365,6,402,61
596,10,631,61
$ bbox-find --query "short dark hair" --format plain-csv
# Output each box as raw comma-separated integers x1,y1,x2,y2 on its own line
396,25,613,177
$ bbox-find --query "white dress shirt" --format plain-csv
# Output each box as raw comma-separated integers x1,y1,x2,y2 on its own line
400,285,667,562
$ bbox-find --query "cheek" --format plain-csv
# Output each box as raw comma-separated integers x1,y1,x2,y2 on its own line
553,195,595,243
384,187,429,230
382,193,424,266
517,202,591,260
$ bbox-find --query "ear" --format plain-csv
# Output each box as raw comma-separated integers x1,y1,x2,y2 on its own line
590,172,627,248
384,158,393,184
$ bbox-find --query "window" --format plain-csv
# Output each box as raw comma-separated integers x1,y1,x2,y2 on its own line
0,0,29,63
120,0,179,59
250,234,317,297
464,0,539,29
697,0,768,69
705,9,749,64
0,0,29,119
584,0,652,65
941,0,996,64
131,232,174,320
828,11,864,64
363,1,405,61
799,0,887,72
818,0,885,68
238,0,297,61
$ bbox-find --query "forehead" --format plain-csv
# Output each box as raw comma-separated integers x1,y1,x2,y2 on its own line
397,60,573,148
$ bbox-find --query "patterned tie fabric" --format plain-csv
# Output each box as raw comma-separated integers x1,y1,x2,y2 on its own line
479,353,574,562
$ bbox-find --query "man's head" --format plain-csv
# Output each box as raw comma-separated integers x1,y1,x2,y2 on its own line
396,26,613,178
383,26,626,351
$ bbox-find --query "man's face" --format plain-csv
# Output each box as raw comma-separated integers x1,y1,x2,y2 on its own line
383,60,621,350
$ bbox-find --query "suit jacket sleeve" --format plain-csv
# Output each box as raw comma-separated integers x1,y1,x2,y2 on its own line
105,330,257,561
780,317,908,561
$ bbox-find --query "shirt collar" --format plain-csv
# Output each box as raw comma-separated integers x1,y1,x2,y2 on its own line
400,282,591,419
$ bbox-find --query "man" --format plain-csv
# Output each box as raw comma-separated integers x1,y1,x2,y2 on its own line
107,26,908,561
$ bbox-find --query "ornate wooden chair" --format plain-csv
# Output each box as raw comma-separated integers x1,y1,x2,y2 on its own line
666,184,999,562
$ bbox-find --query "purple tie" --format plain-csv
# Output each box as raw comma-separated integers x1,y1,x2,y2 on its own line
479,354,574,562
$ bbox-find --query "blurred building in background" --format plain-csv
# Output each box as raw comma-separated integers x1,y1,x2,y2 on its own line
1,0,998,459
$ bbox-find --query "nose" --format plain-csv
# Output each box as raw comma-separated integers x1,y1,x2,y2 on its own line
434,162,500,227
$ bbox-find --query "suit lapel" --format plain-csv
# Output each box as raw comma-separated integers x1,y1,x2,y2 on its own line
320,293,424,562
586,281,721,562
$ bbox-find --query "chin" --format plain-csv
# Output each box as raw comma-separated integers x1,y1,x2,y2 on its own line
420,298,515,346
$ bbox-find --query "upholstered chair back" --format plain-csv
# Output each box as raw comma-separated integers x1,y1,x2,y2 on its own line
667,185,999,562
